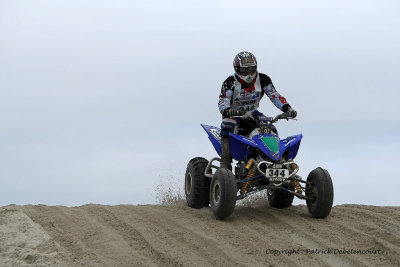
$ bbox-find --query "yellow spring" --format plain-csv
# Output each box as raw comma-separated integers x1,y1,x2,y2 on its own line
291,179,302,194
241,171,256,194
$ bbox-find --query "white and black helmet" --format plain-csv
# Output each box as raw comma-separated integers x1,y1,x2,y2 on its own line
233,51,258,83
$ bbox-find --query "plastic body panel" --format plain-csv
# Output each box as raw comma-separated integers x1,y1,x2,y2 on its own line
201,124,222,156
201,124,303,162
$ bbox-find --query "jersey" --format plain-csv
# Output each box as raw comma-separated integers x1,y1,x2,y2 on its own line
218,73,291,118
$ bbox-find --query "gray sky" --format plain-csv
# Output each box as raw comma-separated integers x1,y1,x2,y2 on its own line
1,0,399,206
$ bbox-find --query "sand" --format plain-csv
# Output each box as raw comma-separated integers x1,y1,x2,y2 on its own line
1,202,399,266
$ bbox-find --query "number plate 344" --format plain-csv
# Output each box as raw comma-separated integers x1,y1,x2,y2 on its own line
266,168,289,180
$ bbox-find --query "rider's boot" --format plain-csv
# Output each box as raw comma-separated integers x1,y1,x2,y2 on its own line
220,137,232,171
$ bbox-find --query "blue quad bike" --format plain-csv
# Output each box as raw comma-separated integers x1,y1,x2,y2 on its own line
185,112,334,219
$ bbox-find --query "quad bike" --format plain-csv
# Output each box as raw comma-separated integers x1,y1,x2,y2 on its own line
185,112,334,219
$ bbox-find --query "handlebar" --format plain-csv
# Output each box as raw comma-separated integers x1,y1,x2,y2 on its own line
271,113,297,123
231,112,297,124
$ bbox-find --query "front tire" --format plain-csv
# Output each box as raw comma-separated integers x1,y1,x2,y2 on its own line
185,157,210,209
306,167,334,218
209,168,237,219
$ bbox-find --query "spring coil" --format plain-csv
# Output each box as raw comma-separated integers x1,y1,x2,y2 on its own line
291,179,302,194
240,171,256,194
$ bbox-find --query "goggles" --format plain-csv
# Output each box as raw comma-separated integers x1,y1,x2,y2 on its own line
239,66,257,75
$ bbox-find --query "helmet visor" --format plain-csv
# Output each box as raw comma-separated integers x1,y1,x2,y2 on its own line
238,66,257,75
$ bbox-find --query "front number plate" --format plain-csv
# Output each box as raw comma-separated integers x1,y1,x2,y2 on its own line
265,169,289,179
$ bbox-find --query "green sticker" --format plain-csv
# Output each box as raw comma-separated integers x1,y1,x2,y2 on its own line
261,136,279,153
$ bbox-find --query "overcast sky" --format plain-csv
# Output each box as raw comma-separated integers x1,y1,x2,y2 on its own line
1,0,399,206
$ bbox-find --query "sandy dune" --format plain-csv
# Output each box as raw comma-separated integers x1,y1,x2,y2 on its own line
1,202,399,266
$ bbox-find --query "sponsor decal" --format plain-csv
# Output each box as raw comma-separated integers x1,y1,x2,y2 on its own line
208,127,221,142
252,93,260,99
236,100,256,106
284,138,296,147
241,137,256,145
240,86,255,96
279,96,287,104
269,177,285,182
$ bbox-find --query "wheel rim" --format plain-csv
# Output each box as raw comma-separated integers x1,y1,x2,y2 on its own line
212,181,221,205
185,173,192,195
306,182,317,204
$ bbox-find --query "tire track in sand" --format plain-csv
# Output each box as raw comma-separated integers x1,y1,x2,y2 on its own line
81,205,182,266
4,204,399,267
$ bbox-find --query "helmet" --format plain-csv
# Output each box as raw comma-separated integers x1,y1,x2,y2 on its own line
233,51,258,83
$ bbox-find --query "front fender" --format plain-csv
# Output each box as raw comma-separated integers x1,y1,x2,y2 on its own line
280,134,303,160
229,133,257,161
201,124,222,156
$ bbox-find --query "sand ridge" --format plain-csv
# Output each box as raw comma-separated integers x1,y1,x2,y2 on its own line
1,203,399,266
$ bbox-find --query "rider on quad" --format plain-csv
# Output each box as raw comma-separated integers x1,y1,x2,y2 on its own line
218,51,297,170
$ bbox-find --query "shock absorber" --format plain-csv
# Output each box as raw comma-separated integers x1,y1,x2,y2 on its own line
287,161,302,194
240,159,256,194
291,179,302,194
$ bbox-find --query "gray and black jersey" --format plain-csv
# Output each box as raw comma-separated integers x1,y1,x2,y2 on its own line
218,73,291,118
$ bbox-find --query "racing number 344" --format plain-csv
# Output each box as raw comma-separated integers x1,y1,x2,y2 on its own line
238,105,255,112
268,169,286,177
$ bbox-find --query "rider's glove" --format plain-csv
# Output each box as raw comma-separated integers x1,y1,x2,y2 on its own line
286,108,297,118
223,108,239,118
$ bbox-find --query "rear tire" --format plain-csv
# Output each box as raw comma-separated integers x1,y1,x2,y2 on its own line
267,185,294,209
306,167,334,218
185,157,210,209
210,168,237,219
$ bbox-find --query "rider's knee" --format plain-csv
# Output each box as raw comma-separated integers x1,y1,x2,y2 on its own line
220,118,237,138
